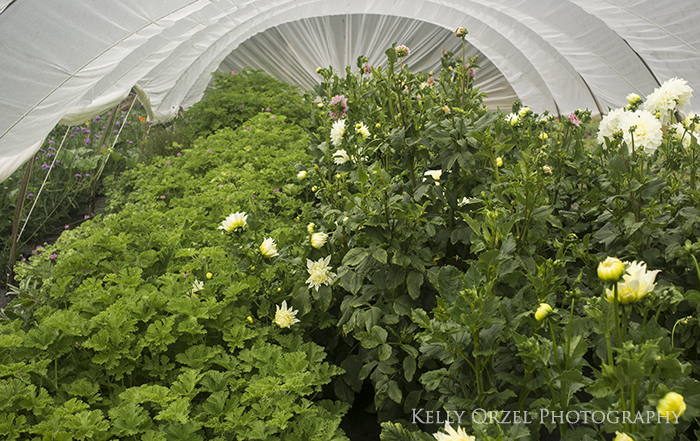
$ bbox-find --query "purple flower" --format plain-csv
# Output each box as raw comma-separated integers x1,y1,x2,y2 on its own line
246,127,251,130
270,115,275,119
50,253,57,259
328,95,348,120
273,189,280,193
75,174,82,178
41,164,50,170
39,149,45,153
69,134,75,138
568,113,580,127
94,116,101,121
469,68,475,78
64,224,69,229
49,140,55,144
85,173,91,177
85,139,91,144
177,152,181,156
84,214,90,219
265,107,271,112
160,195,166,199
239,104,245,109
364,64,371,74
27,193,34,198
207,149,211,153
48,146,55,152
129,141,133,144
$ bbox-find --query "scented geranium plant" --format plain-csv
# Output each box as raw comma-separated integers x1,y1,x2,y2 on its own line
1,113,351,440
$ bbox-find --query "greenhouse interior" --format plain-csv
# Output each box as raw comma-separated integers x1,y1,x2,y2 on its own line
2,1,700,440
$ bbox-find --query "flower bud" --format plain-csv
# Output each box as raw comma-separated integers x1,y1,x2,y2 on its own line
206,272,213,279
454,27,467,38
535,303,553,321
597,257,625,282
657,392,686,423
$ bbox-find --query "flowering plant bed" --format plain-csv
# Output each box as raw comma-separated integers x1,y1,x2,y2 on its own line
3,38,700,441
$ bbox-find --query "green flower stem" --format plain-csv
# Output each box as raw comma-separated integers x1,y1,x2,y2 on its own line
548,320,561,371
517,368,533,410
542,367,565,435
652,422,661,441
613,283,622,349
604,329,614,367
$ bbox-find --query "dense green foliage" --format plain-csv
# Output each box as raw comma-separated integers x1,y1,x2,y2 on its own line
4,43,700,441
1,106,145,282
182,68,312,141
2,114,348,440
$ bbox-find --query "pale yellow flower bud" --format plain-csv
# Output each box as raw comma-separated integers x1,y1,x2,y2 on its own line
657,392,686,423
535,303,553,321
206,272,213,279
311,232,328,249
307,222,315,234
613,432,633,441
496,157,503,167
597,257,625,282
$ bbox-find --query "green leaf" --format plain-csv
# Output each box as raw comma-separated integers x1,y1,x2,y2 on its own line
387,380,402,403
343,248,370,266
379,344,393,361
403,356,416,382
406,271,423,300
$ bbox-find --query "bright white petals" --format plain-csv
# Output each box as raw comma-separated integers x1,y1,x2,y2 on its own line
331,119,346,147
619,110,663,153
260,237,279,258
306,256,336,291
218,212,247,231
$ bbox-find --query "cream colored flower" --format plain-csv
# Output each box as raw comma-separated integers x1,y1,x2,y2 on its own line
539,132,548,141
605,261,660,304
519,107,531,118
307,222,315,234
454,27,467,38
331,119,346,147
458,197,471,207
543,165,552,175
333,149,350,165
311,232,328,249
644,77,693,125
613,432,633,441
505,113,519,126
306,256,336,291
597,257,625,282
433,422,475,441
619,110,663,153
496,157,503,167
260,237,279,258
189,279,204,298
535,303,553,321
274,300,300,328
218,212,247,231
297,170,307,179
355,122,370,139
424,170,442,181
597,108,628,145
657,391,686,423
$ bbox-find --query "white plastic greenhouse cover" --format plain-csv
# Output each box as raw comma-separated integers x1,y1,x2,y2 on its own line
1,0,700,183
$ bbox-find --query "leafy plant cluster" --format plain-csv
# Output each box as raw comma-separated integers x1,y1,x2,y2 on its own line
4,40,700,441
2,113,350,440
1,100,147,279
295,46,700,441
181,68,313,141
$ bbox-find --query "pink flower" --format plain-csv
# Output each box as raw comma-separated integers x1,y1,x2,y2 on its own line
568,113,580,127
364,65,371,74
50,253,57,259
328,95,348,120
177,152,181,156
